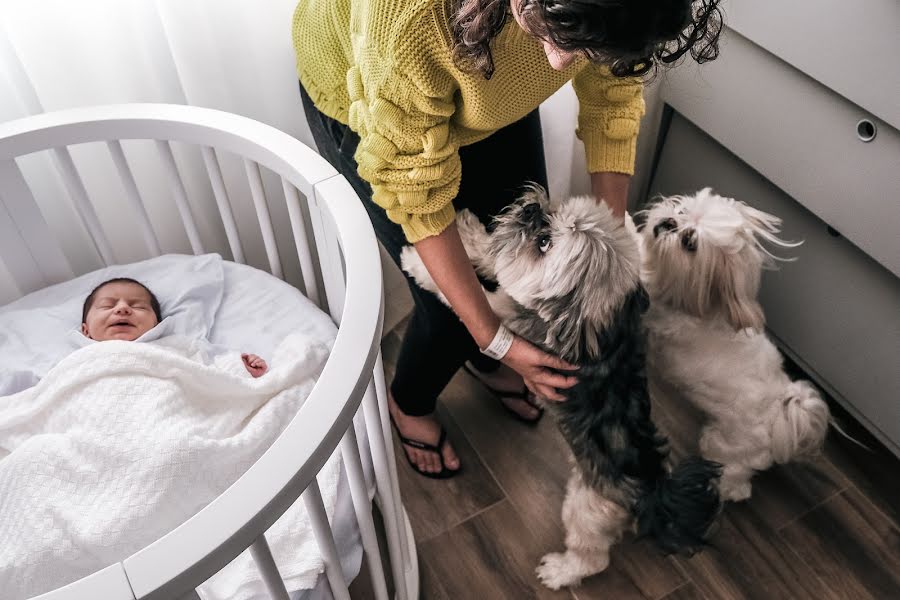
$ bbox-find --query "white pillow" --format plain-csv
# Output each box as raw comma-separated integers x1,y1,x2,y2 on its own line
210,261,336,360
0,254,224,395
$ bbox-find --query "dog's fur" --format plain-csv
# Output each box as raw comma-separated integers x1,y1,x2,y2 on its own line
401,187,721,589
638,188,830,501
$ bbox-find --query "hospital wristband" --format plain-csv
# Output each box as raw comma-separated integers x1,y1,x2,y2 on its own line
480,324,514,360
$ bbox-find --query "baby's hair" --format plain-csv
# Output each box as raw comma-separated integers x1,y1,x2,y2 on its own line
82,278,162,323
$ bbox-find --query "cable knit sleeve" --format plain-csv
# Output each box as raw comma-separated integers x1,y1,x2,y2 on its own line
345,15,460,243
572,64,646,175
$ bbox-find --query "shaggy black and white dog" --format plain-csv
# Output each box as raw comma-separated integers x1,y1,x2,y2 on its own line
401,187,721,589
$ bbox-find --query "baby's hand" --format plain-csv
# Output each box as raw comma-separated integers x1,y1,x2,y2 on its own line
242,353,268,378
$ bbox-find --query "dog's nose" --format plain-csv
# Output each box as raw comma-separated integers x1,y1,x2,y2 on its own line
681,228,698,251
653,217,677,238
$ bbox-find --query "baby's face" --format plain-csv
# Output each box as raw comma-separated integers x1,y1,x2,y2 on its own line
81,282,159,342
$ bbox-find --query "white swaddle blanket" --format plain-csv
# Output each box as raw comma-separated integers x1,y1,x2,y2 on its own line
0,331,339,600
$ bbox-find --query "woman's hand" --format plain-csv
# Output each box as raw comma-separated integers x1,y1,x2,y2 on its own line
242,353,268,378
501,336,578,401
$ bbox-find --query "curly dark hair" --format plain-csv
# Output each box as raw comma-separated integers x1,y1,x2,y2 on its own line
451,0,723,79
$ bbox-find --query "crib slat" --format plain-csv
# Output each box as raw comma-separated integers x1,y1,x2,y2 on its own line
201,146,245,264
0,188,40,296
52,148,115,265
0,158,73,291
243,159,283,279
249,535,291,600
373,350,411,567
362,379,409,600
302,480,351,600
281,178,321,306
155,140,204,255
308,187,346,322
340,428,389,600
107,141,161,256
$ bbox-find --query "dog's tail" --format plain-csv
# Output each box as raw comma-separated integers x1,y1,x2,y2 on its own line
770,380,830,463
635,457,722,555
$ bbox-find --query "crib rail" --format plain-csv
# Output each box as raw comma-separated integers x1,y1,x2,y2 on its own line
0,105,417,600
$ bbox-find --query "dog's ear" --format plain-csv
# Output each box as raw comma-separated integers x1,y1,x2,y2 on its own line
597,286,649,350
636,285,650,314
724,296,765,332
518,182,549,206
537,291,591,361
737,202,782,234
719,274,764,332
737,201,804,262
704,247,765,332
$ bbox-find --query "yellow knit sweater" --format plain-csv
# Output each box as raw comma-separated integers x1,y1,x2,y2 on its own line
293,0,645,242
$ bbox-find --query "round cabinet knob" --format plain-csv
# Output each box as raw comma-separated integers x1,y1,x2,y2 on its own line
856,118,877,143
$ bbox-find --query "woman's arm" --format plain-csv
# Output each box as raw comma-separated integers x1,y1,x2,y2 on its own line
591,171,630,218
415,223,578,400
414,222,498,347
573,63,643,216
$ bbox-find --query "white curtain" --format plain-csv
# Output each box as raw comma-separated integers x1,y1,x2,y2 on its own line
0,0,311,140
0,0,314,296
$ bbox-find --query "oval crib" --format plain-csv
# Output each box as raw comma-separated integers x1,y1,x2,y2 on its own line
0,104,417,600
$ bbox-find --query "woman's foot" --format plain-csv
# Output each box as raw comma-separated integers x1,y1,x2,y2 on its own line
466,362,542,421
388,393,461,475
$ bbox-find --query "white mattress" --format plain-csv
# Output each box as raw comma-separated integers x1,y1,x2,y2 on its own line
0,256,373,599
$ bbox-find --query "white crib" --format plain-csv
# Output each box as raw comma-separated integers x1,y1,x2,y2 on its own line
0,104,418,600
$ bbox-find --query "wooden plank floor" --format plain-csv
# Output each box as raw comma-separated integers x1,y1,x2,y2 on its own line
372,318,899,599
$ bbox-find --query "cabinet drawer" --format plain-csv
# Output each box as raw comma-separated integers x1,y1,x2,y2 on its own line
647,113,900,457
727,0,900,130
662,30,900,277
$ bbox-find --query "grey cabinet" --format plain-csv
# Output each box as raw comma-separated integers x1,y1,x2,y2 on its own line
645,13,900,455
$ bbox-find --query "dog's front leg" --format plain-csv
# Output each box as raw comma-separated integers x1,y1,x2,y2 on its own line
699,426,763,502
717,464,755,502
536,470,629,589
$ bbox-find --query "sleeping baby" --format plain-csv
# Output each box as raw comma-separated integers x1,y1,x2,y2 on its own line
80,277,268,378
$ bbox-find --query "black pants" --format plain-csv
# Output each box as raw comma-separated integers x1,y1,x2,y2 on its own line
300,83,548,416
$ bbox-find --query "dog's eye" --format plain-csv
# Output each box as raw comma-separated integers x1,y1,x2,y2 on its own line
538,234,552,254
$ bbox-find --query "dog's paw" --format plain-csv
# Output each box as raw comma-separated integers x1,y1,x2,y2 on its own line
456,209,485,235
719,479,752,502
536,552,581,590
456,210,490,252
399,246,420,277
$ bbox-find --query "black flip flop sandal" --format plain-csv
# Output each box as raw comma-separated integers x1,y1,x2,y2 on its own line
390,416,460,479
462,363,544,425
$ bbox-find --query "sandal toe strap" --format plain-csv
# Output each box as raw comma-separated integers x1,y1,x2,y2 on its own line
393,422,447,455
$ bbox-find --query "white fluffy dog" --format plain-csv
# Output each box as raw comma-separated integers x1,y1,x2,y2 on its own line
639,188,830,502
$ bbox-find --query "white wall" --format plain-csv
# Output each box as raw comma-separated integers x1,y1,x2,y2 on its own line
548,80,664,209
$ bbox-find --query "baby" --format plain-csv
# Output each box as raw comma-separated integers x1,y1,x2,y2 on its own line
81,277,268,378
